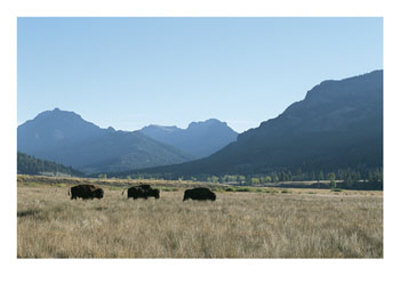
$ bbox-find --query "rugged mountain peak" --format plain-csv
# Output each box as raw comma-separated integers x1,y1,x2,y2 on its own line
142,124,181,133
140,118,238,159
187,118,227,129
33,107,83,120
243,69,383,137
304,70,383,102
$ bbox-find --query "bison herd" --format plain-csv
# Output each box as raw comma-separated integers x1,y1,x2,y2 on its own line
69,184,216,202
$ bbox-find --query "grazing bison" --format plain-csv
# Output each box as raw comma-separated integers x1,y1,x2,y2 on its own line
69,184,104,200
125,184,160,199
183,187,216,201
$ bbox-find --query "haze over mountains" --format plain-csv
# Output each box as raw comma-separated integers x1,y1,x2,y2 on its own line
17,109,238,174
120,70,383,178
140,119,238,159
18,70,383,179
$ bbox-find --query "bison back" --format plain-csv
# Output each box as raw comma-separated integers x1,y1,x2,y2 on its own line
183,187,216,201
127,187,145,199
127,186,159,199
71,184,98,199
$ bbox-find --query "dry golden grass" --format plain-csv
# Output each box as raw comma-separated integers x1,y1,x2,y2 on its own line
17,176,383,258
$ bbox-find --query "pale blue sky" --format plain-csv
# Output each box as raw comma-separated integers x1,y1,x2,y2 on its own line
18,17,383,133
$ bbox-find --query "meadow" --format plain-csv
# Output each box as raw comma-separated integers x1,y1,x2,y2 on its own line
17,175,383,258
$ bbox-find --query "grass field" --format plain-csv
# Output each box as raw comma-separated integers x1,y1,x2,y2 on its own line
17,176,383,258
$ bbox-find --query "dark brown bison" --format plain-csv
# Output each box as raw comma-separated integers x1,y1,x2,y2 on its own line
69,184,104,200
124,184,160,199
183,187,216,201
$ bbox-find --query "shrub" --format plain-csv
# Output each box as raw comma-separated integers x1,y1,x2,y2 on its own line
236,187,252,192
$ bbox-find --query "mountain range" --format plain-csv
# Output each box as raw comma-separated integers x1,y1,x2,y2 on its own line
17,109,238,174
18,70,383,178
118,70,383,178
140,119,238,159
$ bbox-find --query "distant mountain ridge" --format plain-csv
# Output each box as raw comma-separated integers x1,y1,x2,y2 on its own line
17,109,238,174
140,118,238,158
17,108,194,173
17,108,104,154
120,70,383,177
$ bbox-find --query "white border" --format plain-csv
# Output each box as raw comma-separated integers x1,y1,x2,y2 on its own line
1,1,399,298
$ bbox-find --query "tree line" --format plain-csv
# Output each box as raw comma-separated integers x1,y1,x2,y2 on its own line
17,152,84,177
114,167,382,190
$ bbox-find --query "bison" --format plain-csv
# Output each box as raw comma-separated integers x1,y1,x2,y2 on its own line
183,187,216,201
124,184,160,200
69,184,104,200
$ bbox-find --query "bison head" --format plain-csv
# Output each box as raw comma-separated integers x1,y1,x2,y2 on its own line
153,189,160,199
95,188,104,199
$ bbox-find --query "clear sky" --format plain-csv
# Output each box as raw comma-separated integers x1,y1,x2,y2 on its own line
17,17,383,133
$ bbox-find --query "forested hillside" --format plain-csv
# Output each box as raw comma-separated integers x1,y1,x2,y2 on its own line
118,70,383,182
17,152,84,176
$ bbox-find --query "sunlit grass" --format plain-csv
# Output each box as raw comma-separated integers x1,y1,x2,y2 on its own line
17,176,383,258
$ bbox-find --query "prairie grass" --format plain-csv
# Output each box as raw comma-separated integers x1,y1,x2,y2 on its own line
17,176,383,258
